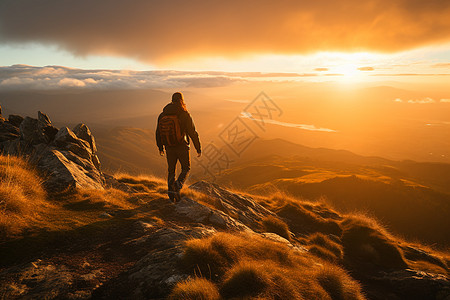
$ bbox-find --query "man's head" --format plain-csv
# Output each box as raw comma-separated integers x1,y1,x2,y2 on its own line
172,92,184,103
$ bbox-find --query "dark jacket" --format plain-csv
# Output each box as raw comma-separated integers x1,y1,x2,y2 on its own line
156,103,201,153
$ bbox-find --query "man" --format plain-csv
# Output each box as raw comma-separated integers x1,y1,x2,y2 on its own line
156,92,201,202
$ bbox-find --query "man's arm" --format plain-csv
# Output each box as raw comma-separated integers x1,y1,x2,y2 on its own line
185,113,201,154
156,114,164,153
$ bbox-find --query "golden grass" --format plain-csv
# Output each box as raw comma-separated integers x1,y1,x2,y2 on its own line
307,233,343,263
179,232,367,300
261,215,291,241
340,214,408,270
0,155,144,239
114,172,165,186
0,155,52,238
63,188,135,211
169,278,220,300
315,264,366,300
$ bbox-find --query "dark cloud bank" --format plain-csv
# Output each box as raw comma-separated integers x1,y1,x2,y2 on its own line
1,0,449,64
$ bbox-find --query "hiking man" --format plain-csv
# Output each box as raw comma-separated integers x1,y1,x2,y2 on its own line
156,92,201,202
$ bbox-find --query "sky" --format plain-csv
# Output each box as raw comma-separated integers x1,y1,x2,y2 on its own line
0,0,449,78
0,0,449,163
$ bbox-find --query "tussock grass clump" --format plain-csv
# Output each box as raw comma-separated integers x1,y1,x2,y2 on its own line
307,233,343,263
169,278,220,300
220,260,303,299
315,264,366,300
179,232,367,300
341,214,408,270
0,155,51,237
258,192,342,236
113,172,165,193
181,232,295,278
261,215,291,241
277,201,342,236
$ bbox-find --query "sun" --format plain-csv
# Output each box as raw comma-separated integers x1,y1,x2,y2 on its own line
335,63,359,77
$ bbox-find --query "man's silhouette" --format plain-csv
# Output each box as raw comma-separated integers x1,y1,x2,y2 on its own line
156,92,201,202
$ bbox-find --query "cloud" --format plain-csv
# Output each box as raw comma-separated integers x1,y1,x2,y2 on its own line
432,63,450,68
315,68,329,72
1,0,449,64
58,78,86,87
240,112,337,132
394,97,437,104
440,99,450,103
0,65,254,90
357,66,374,71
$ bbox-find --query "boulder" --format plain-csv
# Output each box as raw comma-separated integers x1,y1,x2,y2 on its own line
32,146,104,191
8,115,24,127
175,196,250,231
0,107,104,192
92,225,216,299
37,111,51,129
0,120,20,143
19,117,47,145
73,123,97,154
189,181,277,228
371,269,450,300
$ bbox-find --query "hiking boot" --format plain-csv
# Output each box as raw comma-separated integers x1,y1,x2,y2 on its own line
173,180,182,201
168,191,178,202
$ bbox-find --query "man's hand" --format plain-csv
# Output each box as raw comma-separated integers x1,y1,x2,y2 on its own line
159,150,165,156
197,152,202,158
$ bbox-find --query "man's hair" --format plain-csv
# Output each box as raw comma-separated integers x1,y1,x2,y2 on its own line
172,92,187,111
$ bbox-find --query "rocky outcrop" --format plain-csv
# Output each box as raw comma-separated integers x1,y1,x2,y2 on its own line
0,108,104,192
189,181,277,228
92,224,216,299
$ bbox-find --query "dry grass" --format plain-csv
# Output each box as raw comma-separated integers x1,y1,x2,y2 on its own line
113,172,166,193
179,232,367,299
0,155,144,240
169,278,220,300
0,155,52,238
63,188,135,211
340,214,408,270
315,264,366,300
255,191,342,236
261,215,291,241
307,233,343,263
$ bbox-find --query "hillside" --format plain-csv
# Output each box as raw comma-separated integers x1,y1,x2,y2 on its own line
0,109,449,299
216,154,450,247
93,130,450,246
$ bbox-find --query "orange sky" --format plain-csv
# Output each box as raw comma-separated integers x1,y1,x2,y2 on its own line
1,0,450,66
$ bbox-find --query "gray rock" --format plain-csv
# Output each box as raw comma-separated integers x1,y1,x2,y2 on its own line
73,123,97,154
175,196,250,231
189,181,276,228
37,111,51,129
32,147,104,191
7,115,24,127
373,269,450,300
0,120,20,143
19,117,47,145
92,225,215,299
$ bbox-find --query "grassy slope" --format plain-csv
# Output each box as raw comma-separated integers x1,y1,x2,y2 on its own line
0,154,448,299
216,156,450,247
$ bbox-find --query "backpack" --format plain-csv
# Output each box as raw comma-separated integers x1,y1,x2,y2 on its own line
158,114,183,146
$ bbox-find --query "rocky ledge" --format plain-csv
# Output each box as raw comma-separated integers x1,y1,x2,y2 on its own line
0,105,104,192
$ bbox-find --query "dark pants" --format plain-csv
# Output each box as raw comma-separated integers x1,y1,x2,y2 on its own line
166,145,190,195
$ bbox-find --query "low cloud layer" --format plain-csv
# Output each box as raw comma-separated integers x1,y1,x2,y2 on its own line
241,112,337,133
394,97,450,104
1,0,449,64
0,65,321,90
